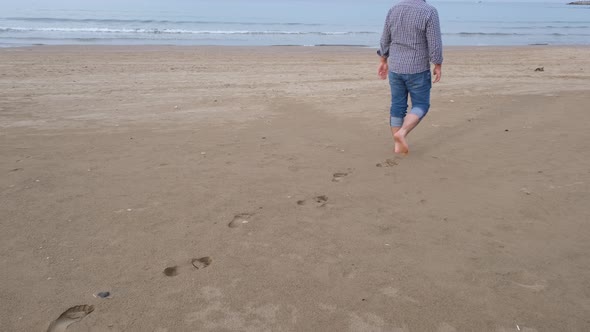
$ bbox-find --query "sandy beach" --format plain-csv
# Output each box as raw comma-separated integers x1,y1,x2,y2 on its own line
1,45,589,331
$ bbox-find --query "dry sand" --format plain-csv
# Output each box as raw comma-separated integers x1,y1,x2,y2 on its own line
1,46,589,331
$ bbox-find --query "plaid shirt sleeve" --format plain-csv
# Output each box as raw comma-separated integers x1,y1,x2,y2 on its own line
426,8,443,65
377,9,392,58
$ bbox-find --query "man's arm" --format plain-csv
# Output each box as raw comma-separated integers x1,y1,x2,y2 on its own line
426,8,443,83
377,9,392,80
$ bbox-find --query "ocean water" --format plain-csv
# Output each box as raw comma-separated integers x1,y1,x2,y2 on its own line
0,0,589,47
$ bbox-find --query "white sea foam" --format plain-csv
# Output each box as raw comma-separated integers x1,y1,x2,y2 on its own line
0,27,377,35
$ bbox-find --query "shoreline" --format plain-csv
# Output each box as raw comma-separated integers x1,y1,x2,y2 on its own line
3,43,590,50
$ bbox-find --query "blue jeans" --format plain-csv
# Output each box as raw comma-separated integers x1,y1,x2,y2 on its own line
389,70,431,127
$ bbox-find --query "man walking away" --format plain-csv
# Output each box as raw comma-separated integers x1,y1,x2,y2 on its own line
377,0,443,155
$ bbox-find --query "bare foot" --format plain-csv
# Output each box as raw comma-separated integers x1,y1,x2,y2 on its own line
393,132,409,155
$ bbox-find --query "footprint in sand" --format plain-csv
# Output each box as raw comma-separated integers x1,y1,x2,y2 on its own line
228,213,253,228
47,305,94,332
332,172,348,182
332,168,354,182
376,158,400,168
163,257,212,277
332,172,349,182
163,266,179,277
191,257,213,269
297,195,328,207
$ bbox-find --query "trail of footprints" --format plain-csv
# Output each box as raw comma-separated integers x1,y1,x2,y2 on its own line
46,160,396,330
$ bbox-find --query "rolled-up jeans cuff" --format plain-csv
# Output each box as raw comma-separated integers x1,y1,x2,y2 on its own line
390,116,403,127
410,107,428,119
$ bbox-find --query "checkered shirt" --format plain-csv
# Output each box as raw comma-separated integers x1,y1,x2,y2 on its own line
378,0,443,74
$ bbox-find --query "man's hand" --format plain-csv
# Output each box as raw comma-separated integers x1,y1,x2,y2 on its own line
433,64,442,83
378,58,388,80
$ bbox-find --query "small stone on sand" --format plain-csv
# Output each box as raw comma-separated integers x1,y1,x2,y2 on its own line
95,291,111,299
